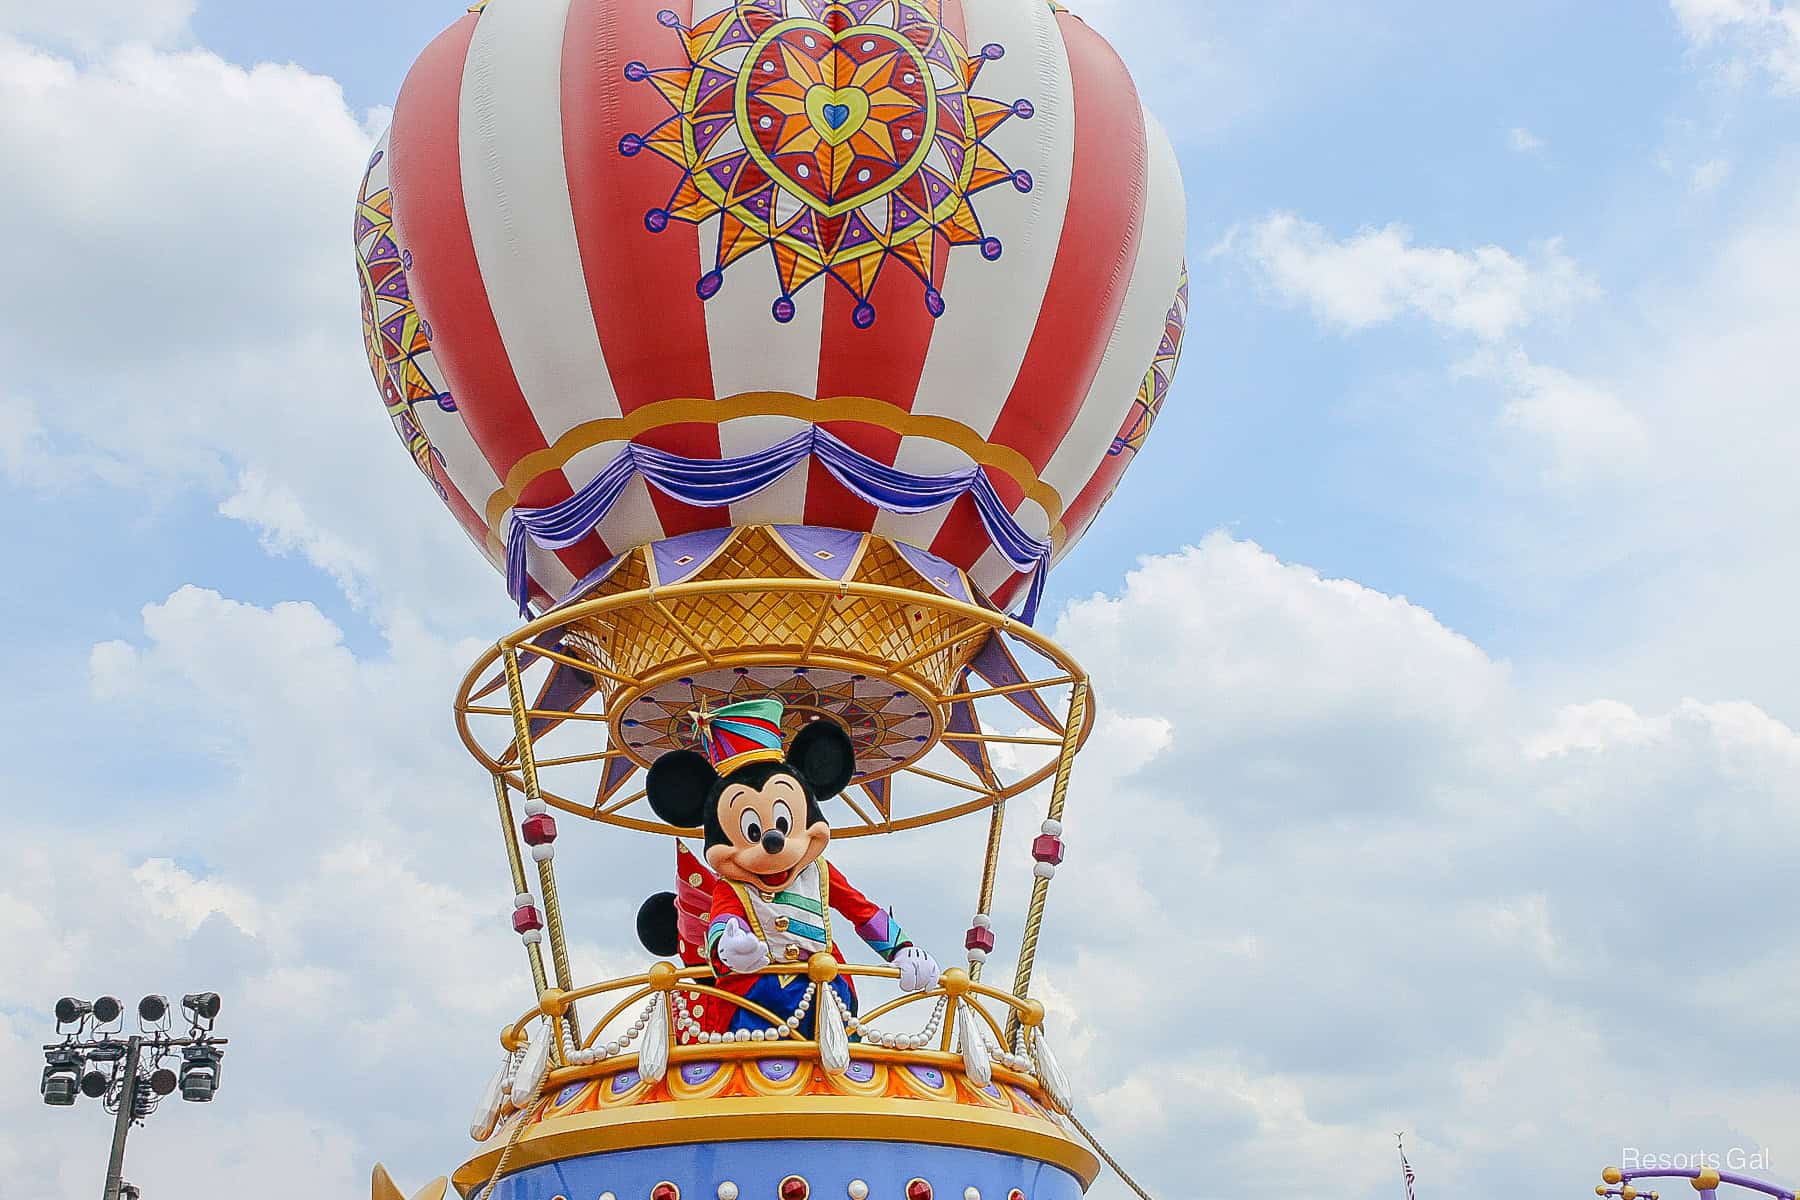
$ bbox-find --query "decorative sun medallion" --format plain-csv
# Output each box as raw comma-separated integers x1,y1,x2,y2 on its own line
355,149,453,492
1110,262,1189,458
624,0,1036,326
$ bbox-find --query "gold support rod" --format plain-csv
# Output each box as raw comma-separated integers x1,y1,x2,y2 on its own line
941,675,1077,704
1008,678,1089,1038
502,643,582,1045
968,795,1007,983
492,773,550,999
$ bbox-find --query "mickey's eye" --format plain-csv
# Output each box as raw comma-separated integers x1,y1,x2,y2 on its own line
772,801,793,836
739,809,763,845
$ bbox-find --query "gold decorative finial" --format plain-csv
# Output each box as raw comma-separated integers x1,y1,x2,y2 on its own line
373,1166,448,1200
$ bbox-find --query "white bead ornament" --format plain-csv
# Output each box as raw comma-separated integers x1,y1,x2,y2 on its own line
1040,819,1062,836
530,842,555,862
1032,861,1056,880
717,1184,740,1200
848,1184,869,1200
966,1190,983,1200
523,796,547,816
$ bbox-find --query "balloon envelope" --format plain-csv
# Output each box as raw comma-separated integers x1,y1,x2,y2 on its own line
355,0,1188,615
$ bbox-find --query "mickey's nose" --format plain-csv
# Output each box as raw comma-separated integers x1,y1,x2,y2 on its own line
760,830,786,855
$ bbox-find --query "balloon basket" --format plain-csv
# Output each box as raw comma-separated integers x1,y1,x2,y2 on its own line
434,526,1103,1198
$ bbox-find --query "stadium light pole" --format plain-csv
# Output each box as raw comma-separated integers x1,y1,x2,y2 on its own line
40,992,229,1200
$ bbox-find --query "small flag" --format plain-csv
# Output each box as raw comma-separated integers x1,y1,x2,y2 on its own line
1398,1133,1418,1200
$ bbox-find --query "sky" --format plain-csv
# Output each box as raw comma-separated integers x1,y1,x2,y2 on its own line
1,0,1799,1198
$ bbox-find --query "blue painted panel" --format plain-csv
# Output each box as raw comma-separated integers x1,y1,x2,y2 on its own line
492,1138,1085,1199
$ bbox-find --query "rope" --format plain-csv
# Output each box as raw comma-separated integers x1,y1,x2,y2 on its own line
1009,678,1089,1039
1067,1108,1157,1200
475,1081,545,1200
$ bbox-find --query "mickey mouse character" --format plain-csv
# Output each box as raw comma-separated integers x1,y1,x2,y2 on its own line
635,698,940,1038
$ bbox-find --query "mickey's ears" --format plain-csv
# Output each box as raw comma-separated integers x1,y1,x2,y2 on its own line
646,749,716,828
786,720,855,800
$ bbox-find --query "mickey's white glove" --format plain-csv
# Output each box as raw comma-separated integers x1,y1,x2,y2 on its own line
716,918,768,974
894,946,940,993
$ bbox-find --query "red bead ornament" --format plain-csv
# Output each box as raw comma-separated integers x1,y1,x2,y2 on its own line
511,905,543,934
521,813,558,846
1030,835,1064,865
1010,1192,1026,1200
964,926,997,953
779,1177,809,1200
906,1181,933,1200
650,1183,680,1200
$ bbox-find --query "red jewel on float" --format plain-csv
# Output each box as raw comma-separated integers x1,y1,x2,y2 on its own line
779,1177,809,1200
521,813,559,846
650,1183,680,1200
511,905,544,933
1009,1192,1026,1200
1030,835,1064,865
964,926,997,953
906,1181,933,1200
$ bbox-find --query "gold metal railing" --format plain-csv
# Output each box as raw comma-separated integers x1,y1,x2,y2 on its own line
486,956,1073,1117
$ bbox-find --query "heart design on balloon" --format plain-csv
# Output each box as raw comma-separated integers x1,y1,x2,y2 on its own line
804,86,870,146
738,20,936,216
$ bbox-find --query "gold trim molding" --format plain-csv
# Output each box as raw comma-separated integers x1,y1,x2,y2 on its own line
482,392,1069,548
451,1096,1099,1198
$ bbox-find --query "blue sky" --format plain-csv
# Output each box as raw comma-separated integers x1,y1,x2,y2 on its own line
3,2,1799,1198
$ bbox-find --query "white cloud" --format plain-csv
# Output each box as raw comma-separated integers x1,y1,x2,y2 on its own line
1465,349,1651,482
1692,157,1732,192
219,470,377,602
0,36,508,629
1507,126,1546,153
1022,537,1800,1199
0,0,193,51
1670,0,1800,92
1219,214,1597,341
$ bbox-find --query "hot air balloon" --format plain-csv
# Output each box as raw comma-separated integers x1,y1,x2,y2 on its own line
355,1,1187,1197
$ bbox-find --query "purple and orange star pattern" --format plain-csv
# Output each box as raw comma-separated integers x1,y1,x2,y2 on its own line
354,149,454,493
1111,264,1189,458
624,0,1036,326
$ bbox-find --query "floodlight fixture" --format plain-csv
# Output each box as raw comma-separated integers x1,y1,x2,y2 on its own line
137,995,169,1027
148,1068,178,1097
178,1044,222,1102
91,996,123,1025
54,997,91,1026
40,1048,82,1106
181,992,221,1023
80,1069,111,1099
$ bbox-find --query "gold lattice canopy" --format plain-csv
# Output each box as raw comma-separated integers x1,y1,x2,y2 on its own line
455,526,1092,839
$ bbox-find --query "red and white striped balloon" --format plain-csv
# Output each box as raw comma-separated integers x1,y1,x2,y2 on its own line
355,0,1187,612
